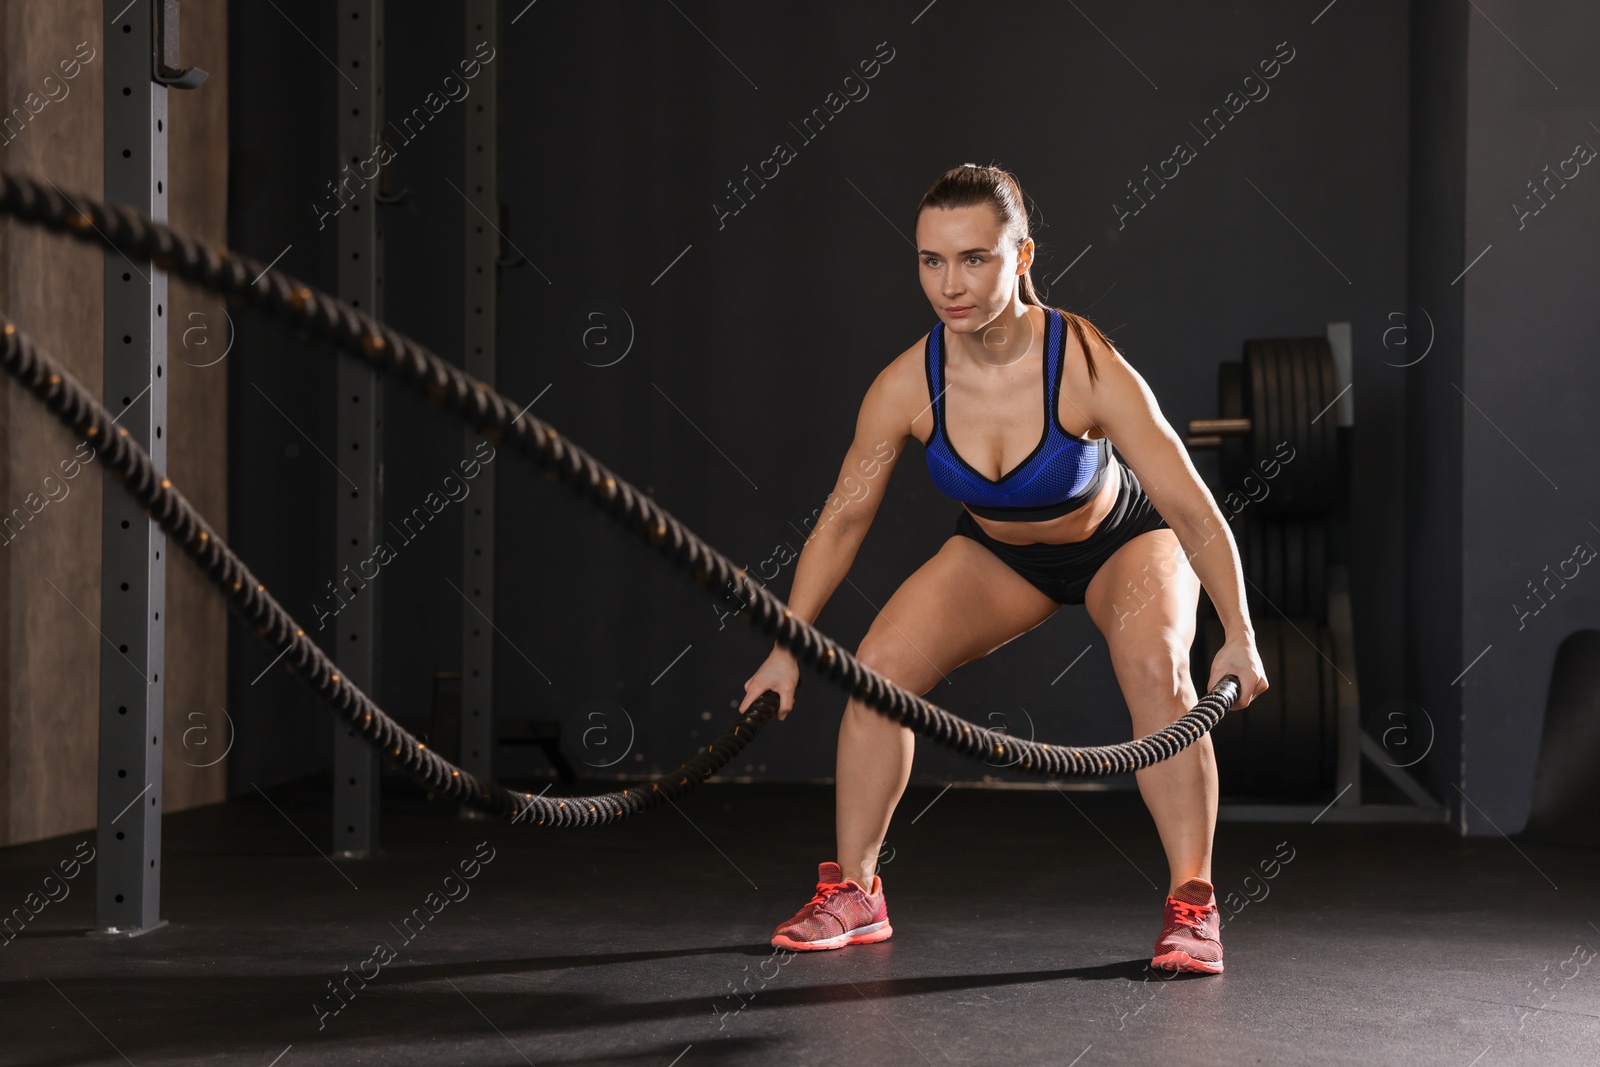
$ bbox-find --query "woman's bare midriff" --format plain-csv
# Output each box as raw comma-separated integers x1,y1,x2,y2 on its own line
966,451,1122,547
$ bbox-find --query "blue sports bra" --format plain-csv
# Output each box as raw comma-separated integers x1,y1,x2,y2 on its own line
923,307,1111,522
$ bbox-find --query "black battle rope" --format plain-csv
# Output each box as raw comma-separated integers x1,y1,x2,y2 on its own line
2,314,783,827
0,169,1237,828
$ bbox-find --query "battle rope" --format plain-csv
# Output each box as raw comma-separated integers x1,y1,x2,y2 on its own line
0,168,1237,828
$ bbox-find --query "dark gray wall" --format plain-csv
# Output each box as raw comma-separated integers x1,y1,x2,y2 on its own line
1405,0,1600,834
1404,0,1468,816
227,3,1419,799
1456,4,1600,833
226,0,341,790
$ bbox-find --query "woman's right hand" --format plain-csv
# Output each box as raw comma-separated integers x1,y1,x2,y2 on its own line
739,647,800,720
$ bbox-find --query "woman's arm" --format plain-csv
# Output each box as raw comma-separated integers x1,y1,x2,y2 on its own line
1073,332,1268,706
739,357,916,717
782,363,913,627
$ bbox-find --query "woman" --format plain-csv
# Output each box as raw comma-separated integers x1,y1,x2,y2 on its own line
737,163,1267,975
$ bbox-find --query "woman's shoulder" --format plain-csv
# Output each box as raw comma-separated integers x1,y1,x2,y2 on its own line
891,324,933,369
856,328,937,443
876,328,935,400
1055,307,1129,381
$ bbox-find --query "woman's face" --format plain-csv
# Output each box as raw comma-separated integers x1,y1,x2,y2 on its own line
915,204,1028,337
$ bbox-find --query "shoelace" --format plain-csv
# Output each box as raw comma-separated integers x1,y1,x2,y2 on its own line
1166,898,1214,933
805,880,858,911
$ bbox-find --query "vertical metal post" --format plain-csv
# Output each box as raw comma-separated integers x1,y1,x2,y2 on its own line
333,0,384,857
95,0,180,936
460,0,498,794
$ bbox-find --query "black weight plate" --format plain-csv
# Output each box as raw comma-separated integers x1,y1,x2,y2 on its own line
1219,361,1246,490
1300,339,1327,508
1268,341,1290,500
1318,623,1338,790
1280,337,1305,511
1271,518,1292,613
1316,337,1340,505
1299,338,1338,511
1248,618,1287,796
1264,516,1287,615
1278,616,1323,799
1242,345,1258,464
1310,338,1337,509
1254,516,1272,610
1307,518,1328,623
1295,341,1319,511
1284,338,1311,512
1284,517,1306,616
1276,341,1298,506
1299,518,1312,617
1244,341,1276,500
1250,338,1340,516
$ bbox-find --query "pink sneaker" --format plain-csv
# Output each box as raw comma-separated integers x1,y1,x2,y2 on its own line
771,861,893,951
1151,877,1225,974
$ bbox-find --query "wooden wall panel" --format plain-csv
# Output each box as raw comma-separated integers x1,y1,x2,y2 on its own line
0,0,105,847
161,0,230,817
0,0,228,847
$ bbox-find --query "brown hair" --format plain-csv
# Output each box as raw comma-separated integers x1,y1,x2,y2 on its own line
915,162,1114,384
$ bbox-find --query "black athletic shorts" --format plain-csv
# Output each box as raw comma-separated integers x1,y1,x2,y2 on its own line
952,456,1171,606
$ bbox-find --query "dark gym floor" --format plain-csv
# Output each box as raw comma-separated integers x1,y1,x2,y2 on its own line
4,778,1597,1067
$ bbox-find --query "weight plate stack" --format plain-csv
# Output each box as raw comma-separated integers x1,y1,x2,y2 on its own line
1234,513,1331,623
1278,616,1320,793
1248,511,1324,620
1190,338,1344,800
1191,613,1335,800
1241,338,1339,515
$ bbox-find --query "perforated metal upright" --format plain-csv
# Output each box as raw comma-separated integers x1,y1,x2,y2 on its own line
333,0,385,857
460,0,498,794
96,0,207,936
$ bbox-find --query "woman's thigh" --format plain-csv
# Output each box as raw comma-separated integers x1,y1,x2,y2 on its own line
855,535,1061,695
1082,528,1203,723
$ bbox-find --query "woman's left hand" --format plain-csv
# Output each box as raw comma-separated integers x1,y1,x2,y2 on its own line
1209,633,1268,709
